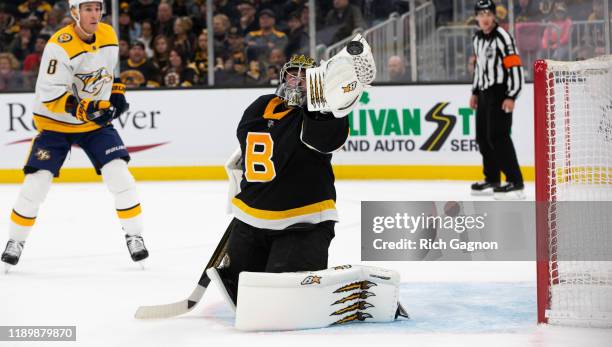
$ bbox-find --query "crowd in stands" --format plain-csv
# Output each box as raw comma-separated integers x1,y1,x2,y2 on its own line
0,0,409,91
1,0,610,90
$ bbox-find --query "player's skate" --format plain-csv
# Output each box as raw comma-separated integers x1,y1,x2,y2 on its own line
494,182,525,200
2,240,25,273
125,234,149,266
470,181,499,196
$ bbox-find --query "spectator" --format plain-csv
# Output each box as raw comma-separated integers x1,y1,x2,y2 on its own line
387,55,409,82
172,0,199,18
514,0,540,22
538,0,554,20
0,4,18,50
268,48,285,69
130,0,160,23
245,59,264,85
215,0,241,24
120,41,161,88
9,23,34,61
541,1,572,61
39,8,63,36
587,1,604,21
212,13,231,58
119,3,141,42
155,1,175,37
16,0,52,21
215,58,246,86
224,26,247,69
59,15,72,27
119,38,130,66
265,64,279,85
173,16,194,60
0,53,23,91
245,9,288,66
285,10,308,57
22,33,48,88
325,0,366,44
162,49,198,87
237,1,258,36
152,34,172,71
138,20,155,58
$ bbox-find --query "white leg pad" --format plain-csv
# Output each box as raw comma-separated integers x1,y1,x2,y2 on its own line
101,159,138,209
101,159,143,235
235,265,403,331
10,170,53,241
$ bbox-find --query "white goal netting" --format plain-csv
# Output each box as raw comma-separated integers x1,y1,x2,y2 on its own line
541,56,612,328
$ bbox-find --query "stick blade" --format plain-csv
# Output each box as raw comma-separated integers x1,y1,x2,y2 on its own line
134,300,193,319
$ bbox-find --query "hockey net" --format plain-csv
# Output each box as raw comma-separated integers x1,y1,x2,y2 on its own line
534,56,612,328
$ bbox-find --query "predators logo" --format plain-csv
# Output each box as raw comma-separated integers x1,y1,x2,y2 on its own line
331,312,372,326
75,68,113,96
333,281,377,293
330,301,374,316
332,291,375,305
35,149,51,161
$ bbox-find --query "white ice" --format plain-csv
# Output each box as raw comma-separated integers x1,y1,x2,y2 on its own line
1,180,611,347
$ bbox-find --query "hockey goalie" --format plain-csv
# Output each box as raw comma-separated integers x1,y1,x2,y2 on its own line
213,35,408,330
135,35,407,330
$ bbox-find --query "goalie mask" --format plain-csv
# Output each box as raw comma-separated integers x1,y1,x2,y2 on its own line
276,55,316,107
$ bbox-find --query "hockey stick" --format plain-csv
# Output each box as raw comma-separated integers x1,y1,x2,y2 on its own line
134,220,233,319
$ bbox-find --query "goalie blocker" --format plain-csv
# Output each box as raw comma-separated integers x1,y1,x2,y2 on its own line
209,265,408,331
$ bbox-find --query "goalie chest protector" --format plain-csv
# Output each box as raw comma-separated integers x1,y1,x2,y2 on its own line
232,94,349,230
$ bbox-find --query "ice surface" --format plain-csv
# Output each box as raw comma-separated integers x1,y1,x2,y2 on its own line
1,180,610,347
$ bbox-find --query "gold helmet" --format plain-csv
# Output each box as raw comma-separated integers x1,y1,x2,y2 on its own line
276,55,316,107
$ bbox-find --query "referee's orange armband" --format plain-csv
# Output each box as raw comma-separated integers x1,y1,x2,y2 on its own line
503,54,522,69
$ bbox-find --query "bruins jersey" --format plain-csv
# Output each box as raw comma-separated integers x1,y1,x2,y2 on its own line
32,23,118,133
231,94,349,230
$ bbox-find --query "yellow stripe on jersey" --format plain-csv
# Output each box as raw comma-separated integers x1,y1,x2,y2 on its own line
117,204,142,219
231,198,336,220
10,210,36,227
42,92,70,114
33,113,101,133
50,23,118,59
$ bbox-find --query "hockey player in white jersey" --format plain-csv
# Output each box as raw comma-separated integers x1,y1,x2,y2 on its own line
1,0,148,271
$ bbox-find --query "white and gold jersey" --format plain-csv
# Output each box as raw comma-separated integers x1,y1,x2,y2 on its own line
33,23,118,133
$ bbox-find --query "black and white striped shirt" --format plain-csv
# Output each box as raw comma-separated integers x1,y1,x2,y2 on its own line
472,24,524,100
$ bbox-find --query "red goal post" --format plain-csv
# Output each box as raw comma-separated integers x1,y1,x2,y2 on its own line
534,57,612,328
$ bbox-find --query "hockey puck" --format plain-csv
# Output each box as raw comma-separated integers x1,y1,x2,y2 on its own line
346,41,364,55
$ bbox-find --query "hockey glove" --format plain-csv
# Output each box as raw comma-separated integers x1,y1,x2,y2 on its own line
71,97,112,122
109,79,128,119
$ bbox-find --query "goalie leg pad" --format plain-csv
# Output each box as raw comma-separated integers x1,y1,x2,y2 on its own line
9,170,53,241
235,265,404,331
101,159,143,235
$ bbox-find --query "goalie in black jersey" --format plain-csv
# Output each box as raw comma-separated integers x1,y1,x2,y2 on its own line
208,36,376,306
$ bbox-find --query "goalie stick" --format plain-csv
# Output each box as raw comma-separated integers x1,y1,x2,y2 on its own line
134,220,233,319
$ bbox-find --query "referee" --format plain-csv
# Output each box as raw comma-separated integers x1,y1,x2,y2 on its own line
469,0,525,200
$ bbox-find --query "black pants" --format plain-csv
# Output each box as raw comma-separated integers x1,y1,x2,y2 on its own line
475,85,523,185
218,218,335,303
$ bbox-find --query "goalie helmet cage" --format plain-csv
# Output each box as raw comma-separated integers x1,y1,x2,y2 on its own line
534,56,612,328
